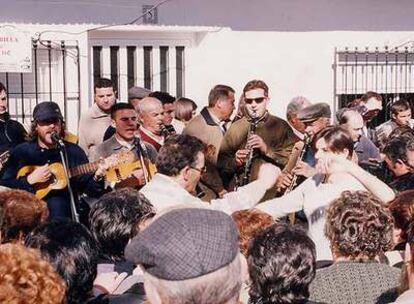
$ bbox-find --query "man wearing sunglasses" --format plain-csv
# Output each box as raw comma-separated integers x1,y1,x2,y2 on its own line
0,82,27,159
218,80,296,201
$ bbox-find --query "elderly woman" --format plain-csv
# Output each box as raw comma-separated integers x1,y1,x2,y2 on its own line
309,191,399,304
256,126,395,261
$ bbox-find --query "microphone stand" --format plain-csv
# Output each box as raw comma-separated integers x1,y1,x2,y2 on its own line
54,136,79,222
133,137,150,184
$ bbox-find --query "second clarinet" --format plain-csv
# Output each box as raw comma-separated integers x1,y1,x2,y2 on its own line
284,133,311,194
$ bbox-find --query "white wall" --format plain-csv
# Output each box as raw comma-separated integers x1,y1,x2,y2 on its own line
185,29,414,118
2,23,414,132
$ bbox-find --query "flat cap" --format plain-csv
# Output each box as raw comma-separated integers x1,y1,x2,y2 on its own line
297,102,331,123
128,86,151,100
125,208,239,281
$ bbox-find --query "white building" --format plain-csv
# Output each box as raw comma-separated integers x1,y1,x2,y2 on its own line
1,0,414,133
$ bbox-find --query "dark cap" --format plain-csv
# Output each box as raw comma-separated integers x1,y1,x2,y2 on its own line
128,86,151,101
124,208,239,281
297,102,331,123
32,101,63,121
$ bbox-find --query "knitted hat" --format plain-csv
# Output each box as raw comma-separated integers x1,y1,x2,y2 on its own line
124,208,239,281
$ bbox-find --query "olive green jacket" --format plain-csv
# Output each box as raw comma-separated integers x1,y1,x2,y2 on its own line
217,112,297,201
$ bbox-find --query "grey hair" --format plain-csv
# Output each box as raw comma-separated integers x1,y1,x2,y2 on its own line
136,97,162,116
143,253,243,304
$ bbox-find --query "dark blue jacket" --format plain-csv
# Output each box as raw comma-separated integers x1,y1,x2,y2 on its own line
1,140,105,218
0,115,27,154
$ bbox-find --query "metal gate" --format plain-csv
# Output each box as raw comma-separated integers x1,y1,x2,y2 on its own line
0,39,81,131
333,46,414,125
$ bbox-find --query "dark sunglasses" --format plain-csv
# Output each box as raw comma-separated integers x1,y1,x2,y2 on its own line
244,97,266,105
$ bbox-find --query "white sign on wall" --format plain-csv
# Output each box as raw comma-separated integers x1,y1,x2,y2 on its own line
0,27,32,73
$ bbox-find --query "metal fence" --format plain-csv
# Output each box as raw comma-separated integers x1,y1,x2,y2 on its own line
0,39,81,129
91,43,185,102
333,46,414,125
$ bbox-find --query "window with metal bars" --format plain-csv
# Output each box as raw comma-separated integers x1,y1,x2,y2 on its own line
334,46,414,125
127,46,136,89
110,46,119,94
143,46,153,90
160,46,169,92
176,46,185,98
92,46,102,85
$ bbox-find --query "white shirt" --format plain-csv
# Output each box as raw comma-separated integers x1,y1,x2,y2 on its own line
141,173,269,215
256,174,365,261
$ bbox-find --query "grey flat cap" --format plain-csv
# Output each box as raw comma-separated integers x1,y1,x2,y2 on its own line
125,208,239,281
128,86,152,100
297,102,331,123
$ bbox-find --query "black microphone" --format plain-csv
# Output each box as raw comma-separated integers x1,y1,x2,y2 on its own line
51,132,65,147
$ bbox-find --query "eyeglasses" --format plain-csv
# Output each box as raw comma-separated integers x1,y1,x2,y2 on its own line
190,165,207,174
244,97,266,105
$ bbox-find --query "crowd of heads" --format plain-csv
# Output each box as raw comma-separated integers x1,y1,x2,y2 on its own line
1,76,414,303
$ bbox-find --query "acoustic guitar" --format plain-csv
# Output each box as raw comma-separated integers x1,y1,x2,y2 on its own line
17,150,157,199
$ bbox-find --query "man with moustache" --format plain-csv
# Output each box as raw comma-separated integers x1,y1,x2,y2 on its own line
1,102,107,218
0,82,27,156
91,103,157,188
218,80,296,200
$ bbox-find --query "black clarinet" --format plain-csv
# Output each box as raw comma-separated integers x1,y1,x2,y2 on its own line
238,114,259,188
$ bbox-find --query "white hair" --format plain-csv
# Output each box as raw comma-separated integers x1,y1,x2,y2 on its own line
136,97,162,115
143,253,243,304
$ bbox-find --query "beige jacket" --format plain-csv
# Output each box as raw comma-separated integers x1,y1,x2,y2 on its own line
78,103,111,158
183,107,226,199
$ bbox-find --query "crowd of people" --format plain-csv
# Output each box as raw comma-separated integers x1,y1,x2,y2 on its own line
0,77,413,303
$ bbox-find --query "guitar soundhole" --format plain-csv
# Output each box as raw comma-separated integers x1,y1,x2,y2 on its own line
115,168,122,182
49,174,57,185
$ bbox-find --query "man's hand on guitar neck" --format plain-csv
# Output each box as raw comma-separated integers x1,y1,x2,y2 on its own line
27,164,52,185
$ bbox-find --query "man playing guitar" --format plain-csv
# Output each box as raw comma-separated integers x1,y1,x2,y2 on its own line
90,103,158,188
0,101,109,219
